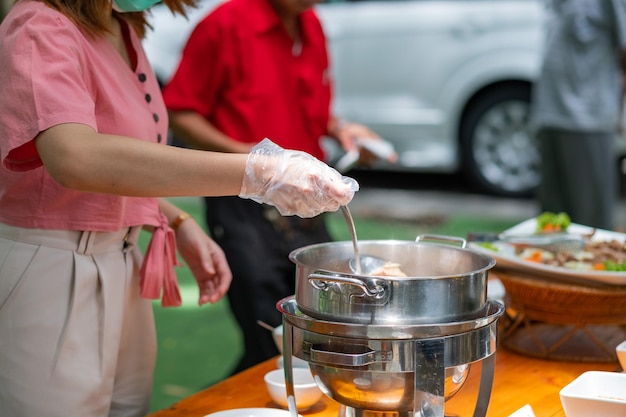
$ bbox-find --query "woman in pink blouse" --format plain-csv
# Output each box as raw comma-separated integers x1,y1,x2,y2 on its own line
0,1,358,416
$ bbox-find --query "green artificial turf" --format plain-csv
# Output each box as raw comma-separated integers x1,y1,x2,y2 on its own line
148,197,524,412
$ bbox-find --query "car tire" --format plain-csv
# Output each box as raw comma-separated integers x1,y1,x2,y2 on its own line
460,83,539,198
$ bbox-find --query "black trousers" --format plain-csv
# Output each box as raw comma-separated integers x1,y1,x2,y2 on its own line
204,196,332,373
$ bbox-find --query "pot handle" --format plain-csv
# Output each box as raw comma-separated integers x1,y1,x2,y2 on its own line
307,273,386,299
416,234,467,248
309,345,392,367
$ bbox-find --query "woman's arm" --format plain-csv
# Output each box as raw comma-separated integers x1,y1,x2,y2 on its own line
35,122,358,218
35,122,246,197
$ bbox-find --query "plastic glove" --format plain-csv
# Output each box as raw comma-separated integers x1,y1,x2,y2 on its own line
239,138,359,218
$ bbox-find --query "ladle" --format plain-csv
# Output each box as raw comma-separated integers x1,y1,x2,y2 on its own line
340,205,387,275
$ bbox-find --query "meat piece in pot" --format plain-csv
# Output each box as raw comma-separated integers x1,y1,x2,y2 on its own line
369,262,407,277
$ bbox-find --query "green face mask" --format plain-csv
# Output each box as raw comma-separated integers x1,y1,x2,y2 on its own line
112,0,161,12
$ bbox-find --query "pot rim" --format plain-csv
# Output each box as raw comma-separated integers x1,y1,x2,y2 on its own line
289,239,496,279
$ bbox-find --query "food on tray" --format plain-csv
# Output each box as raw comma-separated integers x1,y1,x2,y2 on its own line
370,262,407,277
535,211,571,233
476,213,626,272
472,217,626,285
515,238,626,271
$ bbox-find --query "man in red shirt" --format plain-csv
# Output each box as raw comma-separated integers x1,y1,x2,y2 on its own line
163,0,385,372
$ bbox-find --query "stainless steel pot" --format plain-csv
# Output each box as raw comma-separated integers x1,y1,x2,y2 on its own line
289,235,496,325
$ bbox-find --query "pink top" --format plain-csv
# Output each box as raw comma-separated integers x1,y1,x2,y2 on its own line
0,0,165,231
0,1,180,306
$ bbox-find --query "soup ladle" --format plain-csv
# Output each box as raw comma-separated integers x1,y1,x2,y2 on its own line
340,205,387,275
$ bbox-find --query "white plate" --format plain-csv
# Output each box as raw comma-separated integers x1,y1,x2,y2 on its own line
204,408,302,417
469,218,626,286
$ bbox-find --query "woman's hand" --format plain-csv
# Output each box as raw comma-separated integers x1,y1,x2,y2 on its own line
239,139,359,217
174,216,232,305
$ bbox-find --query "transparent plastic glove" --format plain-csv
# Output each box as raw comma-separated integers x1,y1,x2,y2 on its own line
239,138,359,218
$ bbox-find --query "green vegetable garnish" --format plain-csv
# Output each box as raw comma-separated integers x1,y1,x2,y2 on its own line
603,260,626,271
477,242,499,252
535,211,571,233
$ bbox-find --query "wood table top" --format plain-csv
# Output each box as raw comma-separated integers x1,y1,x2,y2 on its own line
147,346,619,417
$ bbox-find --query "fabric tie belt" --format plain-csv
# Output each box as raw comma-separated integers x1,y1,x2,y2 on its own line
139,212,182,307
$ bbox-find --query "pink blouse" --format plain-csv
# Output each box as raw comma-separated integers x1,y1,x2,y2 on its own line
0,0,166,231
0,1,180,306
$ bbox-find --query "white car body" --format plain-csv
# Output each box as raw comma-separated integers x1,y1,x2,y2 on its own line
316,0,544,172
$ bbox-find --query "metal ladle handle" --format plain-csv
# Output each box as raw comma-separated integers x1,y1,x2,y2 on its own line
341,205,362,273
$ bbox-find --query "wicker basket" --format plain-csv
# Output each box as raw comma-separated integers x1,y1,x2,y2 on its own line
495,269,626,325
494,268,626,362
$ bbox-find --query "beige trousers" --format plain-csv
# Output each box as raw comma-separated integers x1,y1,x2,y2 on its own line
0,223,156,417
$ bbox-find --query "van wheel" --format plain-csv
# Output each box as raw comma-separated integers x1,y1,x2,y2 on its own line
460,84,539,197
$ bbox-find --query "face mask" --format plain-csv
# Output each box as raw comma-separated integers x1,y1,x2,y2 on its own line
112,0,161,12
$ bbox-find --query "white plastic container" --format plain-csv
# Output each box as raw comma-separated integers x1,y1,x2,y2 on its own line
560,371,626,417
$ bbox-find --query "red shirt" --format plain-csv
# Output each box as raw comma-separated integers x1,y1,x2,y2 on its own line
162,0,331,160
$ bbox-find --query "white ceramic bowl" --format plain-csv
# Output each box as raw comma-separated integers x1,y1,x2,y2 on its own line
616,340,626,371
275,355,310,369
272,325,310,369
273,325,283,353
264,368,323,411
560,371,626,417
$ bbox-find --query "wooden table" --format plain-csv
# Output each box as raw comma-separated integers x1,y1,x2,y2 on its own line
147,346,619,417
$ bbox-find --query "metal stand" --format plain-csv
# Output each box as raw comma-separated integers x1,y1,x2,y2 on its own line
281,297,502,417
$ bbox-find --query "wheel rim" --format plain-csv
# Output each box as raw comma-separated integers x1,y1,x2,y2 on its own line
471,100,540,194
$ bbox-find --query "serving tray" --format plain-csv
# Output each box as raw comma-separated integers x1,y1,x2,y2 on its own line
469,218,626,286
